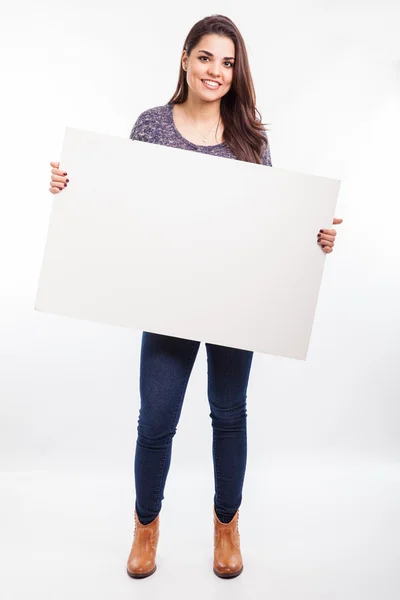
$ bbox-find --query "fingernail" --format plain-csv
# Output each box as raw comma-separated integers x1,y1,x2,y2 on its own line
66,179,69,182
63,172,67,175
319,229,323,233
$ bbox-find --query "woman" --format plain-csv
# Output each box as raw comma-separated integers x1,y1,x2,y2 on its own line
49,14,342,580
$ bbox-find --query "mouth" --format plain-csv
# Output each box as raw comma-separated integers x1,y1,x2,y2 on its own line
201,79,222,90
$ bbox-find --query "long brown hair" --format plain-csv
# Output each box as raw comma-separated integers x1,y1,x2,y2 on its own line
168,14,270,164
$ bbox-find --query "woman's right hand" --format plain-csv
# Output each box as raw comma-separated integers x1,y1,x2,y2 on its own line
49,161,69,194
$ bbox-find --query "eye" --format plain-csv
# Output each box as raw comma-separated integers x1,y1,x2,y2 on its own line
198,56,234,68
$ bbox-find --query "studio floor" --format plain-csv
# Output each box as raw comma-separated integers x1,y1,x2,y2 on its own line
1,462,399,600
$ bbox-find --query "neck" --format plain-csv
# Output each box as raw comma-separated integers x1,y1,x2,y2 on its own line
182,92,221,124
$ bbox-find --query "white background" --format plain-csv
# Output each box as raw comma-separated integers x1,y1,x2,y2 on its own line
0,1,399,598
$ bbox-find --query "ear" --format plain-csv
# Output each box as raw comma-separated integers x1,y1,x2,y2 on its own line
182,50,188,71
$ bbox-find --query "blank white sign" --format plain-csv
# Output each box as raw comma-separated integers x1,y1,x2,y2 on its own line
35,127,340,360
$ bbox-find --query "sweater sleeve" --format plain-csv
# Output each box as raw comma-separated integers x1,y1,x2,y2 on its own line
261,131,272,167
129,110,155,143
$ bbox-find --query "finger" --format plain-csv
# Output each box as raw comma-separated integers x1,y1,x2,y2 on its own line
49,186,63,194
51,174,69,183
50,180,67,189
318,233,335,242
318,240,334,247
319,229,336,237
332,218,343,224
50,161,68,176
51,168,68,176
323,246,333,253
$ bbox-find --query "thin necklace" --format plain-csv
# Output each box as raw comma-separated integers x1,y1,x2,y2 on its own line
183,107,221,144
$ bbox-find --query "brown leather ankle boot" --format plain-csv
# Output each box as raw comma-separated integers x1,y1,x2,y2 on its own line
126,509,160,578
213,506,243,578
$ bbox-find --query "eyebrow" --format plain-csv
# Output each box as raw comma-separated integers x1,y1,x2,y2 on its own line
197,50,235,60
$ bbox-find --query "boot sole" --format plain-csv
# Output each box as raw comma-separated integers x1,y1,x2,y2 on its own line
213,565,243,578
127,565,157,579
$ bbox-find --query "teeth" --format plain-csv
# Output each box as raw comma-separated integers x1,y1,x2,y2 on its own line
203,80,219,87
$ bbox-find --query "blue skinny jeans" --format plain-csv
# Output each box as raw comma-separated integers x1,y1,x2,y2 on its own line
134,331,253,525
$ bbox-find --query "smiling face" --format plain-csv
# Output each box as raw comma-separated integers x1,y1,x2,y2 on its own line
182,34,235,102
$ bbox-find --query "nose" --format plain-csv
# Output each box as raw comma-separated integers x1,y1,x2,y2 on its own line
208,64,221,78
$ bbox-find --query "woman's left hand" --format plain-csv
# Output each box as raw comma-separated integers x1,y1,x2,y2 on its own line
317,217,343,253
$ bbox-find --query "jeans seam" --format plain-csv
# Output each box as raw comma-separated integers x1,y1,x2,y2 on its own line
151,340,200,512
211,349,253,517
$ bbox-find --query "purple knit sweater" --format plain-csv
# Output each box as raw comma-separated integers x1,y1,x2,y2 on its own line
129,102,272,167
